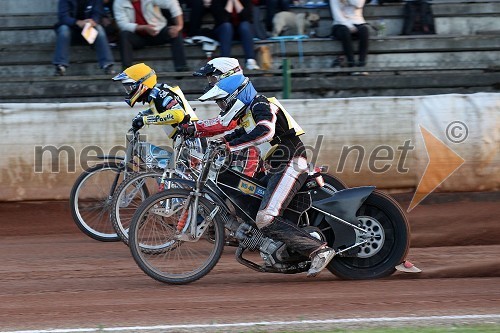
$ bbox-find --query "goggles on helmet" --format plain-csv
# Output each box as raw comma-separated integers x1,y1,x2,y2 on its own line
116,69,156,96
122,82,138,95
206,66,242,85
216,99,227,111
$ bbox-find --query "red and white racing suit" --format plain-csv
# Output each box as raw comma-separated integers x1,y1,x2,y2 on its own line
193,117,261,177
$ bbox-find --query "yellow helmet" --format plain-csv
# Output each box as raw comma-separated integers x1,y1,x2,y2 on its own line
112,63,157,107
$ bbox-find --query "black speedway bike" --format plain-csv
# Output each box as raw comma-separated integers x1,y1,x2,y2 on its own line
128,140,410,284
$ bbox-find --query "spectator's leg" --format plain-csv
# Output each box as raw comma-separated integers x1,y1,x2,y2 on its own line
186,0,205,37
151,28,188,71
238,21,256,60
214,22,233,57
332,25,355,67
53,25,72,67
265,0,278,32
118,31,145,69
280,0,290,11
93,25,115,69
171,34,189,71
356,24,370,66
252,5,268,40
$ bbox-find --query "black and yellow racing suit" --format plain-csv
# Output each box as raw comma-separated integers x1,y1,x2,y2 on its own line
223,95,325,258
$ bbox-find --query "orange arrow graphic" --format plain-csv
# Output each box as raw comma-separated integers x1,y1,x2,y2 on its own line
408,125,465,212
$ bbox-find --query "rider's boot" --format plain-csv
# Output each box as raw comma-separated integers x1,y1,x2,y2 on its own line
307,246,336,277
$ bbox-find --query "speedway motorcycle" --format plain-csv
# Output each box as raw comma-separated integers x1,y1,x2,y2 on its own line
128,140,411,284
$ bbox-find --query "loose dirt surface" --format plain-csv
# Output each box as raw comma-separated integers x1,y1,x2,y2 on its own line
0,192,499,332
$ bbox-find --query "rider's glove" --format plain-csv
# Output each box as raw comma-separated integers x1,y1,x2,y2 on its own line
131,115,144,130
180,123,196,137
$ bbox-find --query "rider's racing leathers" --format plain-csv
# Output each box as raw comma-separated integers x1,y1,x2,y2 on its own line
136,84,198,138
221,95,326,258
192,116,261,177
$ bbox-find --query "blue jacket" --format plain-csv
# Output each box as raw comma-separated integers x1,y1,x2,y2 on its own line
56,0,104,28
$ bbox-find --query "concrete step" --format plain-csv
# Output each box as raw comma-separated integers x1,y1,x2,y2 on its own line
0,69,498,103
0,34,498,76
292,1,500,36
1,1,499,43
0,0,57,15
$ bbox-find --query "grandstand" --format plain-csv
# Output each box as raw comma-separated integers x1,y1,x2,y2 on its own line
0,0,499,102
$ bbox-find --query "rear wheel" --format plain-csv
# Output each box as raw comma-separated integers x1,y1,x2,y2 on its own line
308,173,347,224
326,190,410,279
129,189,225,284
69,162,125,241
321,173,347,193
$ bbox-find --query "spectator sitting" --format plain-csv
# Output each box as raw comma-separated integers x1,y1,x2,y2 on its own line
210,0,261,70
53,0,116,76
329,0,369,73
113,0,190,72
102,0,120,46
183,0,214,39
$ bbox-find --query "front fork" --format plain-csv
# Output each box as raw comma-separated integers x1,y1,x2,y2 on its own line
174,190,219,242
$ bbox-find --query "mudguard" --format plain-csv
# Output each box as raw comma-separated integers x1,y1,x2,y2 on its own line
312,186,375,223
312,186,375,252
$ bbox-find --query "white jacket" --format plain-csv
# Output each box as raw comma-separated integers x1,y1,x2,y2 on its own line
329,0,366,30
113,0,183,33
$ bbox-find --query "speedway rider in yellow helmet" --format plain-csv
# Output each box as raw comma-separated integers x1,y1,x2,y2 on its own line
188,57,336,277
112,62,198,138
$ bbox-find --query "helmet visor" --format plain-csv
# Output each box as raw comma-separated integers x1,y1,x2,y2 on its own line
207,75,218,85
123,82,138,95
216,99,227,111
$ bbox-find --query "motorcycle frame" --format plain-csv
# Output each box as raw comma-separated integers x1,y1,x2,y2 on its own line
174,141,376,254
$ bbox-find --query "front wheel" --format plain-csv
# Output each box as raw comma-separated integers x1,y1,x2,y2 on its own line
129,189,225,284
69,162,125,241
327,190,410,279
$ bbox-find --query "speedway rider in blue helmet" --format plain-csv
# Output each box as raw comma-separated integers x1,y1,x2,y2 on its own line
190,57,336,277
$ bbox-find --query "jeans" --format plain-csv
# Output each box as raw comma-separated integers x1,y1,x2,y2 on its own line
332,24,370,67
118,27,187,71
213,21,256,60
52,24,114,69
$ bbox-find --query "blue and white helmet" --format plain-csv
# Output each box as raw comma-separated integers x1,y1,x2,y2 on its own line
193,57,257,126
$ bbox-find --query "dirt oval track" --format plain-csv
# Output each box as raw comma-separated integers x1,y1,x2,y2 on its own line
0,192,499,332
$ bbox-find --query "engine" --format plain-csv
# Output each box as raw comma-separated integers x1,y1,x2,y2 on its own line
235,222,282,253
235,222,305,269
234,221,328,272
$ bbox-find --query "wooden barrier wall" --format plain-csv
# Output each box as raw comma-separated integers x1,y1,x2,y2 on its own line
0,93,498,201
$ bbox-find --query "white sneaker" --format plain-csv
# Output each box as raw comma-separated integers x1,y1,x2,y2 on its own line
245,59,260,70
307,247,336,277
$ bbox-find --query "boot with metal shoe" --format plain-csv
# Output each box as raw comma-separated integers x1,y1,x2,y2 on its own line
307,246,336,277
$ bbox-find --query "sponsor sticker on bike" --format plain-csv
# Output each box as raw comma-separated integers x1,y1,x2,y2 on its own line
238,179,265,197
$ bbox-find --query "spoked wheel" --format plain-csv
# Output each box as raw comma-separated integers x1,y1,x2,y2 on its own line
326,190,410,279
111,172,190,245
111,171,160,245
69,162,125,241
129,189,225,284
